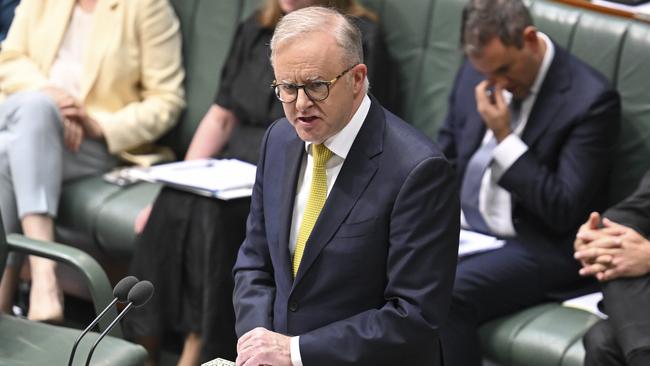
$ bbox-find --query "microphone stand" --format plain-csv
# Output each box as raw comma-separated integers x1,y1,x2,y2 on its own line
84,302,135,366
67,297,118,366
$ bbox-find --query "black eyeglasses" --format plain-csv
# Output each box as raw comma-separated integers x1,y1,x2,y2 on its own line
271,64,357,103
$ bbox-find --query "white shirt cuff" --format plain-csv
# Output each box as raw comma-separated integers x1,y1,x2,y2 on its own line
491,134,528,179
290,336,303,366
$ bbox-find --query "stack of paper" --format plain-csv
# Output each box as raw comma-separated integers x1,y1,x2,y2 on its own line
136,159,256,200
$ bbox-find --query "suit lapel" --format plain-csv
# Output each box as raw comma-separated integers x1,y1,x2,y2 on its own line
41,0,76,71
278,134,305,285
293,99,383,285
80,0,121,100
522,44,571,146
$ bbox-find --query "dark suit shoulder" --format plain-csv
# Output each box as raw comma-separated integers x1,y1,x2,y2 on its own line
556,45,615,96
265,118,296,142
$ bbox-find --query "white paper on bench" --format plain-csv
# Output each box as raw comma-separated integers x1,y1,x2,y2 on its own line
137,159,256,200
562,292,607,319
458,229,506,257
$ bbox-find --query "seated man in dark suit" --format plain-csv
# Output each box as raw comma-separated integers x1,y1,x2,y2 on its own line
232,6,459,366
575,170,650,366
437,0,621,364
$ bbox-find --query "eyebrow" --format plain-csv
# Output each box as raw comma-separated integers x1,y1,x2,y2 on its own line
280,75,322,84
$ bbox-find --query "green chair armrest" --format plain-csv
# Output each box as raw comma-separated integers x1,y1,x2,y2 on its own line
6,233,121,338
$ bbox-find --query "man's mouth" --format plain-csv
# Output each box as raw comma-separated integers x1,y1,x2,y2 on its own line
298,116,318,123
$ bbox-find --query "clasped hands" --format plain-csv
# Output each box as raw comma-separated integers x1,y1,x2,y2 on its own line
42,86,103,152
475,81,513,143
574,212,650,281
235,327,292,366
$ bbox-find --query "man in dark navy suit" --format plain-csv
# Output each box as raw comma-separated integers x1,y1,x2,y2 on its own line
576,170,650,366
232,6,459,366
437,0,621,364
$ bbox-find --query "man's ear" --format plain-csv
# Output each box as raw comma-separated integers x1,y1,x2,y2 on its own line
522,26,539,48
353,64,368,94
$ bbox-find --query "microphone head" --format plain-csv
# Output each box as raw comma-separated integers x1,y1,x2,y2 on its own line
127,280,154,307
113,276,139,302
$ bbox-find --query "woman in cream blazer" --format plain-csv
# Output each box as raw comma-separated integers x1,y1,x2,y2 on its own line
0,0,184,322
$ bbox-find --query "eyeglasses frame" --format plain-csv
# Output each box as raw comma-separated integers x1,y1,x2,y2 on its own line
270,64,359,103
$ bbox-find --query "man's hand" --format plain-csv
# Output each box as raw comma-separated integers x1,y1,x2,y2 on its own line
575,217,650,281
236,327,291,366
574,212,609,268
595,219,650,281
475,81,512,142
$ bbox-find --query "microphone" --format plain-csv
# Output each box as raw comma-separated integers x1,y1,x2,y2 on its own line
84,280,154,366
67,276,139,366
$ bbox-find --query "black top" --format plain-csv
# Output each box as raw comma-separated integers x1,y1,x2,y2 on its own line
214,14,283,129
213,12,399,164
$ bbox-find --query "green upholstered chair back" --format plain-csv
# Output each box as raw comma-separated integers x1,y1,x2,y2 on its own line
241,0,263,20
360,0,465,138
162,0,244,158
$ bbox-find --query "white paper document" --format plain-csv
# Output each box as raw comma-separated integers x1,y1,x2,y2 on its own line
562,292,607,319
132,159,256,200
458,229,506,257
201,358,235,366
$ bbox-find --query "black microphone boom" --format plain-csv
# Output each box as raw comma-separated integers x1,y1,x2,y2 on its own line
67,276,139,366
84,280,154,366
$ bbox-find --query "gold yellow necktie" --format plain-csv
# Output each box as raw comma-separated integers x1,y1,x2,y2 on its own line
293,144,333,277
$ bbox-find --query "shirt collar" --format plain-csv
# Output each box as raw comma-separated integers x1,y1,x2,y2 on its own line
305,94,371,159
529,32,555,96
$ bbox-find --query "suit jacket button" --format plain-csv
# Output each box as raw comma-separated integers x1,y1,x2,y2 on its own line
289,301,299,312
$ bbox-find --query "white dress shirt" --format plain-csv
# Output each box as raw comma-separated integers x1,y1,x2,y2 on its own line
289,94,371,366
460,32,555,237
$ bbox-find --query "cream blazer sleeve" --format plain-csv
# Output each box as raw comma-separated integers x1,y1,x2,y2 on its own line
0,0,185,154
0,0,50,92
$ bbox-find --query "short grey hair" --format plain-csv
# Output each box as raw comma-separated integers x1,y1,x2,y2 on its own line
461,0,534,56
270,6,369,91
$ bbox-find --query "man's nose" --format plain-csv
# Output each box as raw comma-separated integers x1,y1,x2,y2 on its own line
488,75,508,88
295,88,313,111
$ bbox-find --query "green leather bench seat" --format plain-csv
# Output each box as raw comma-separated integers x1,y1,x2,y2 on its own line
0,315,147,365
53,0,650,365
479,303,601,366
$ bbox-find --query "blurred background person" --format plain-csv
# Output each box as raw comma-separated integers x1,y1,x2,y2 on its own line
125,0,395,365
0,0,184,323
0,0,19,41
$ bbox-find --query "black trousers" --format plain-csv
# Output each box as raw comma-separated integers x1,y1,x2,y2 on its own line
584,275,650,366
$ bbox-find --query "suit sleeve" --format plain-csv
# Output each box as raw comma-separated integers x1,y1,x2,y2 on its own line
95,0,185,153
498,87,621,234
603,170,650,238
298,156,460,365
0,0,49,93
232,124,276,337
